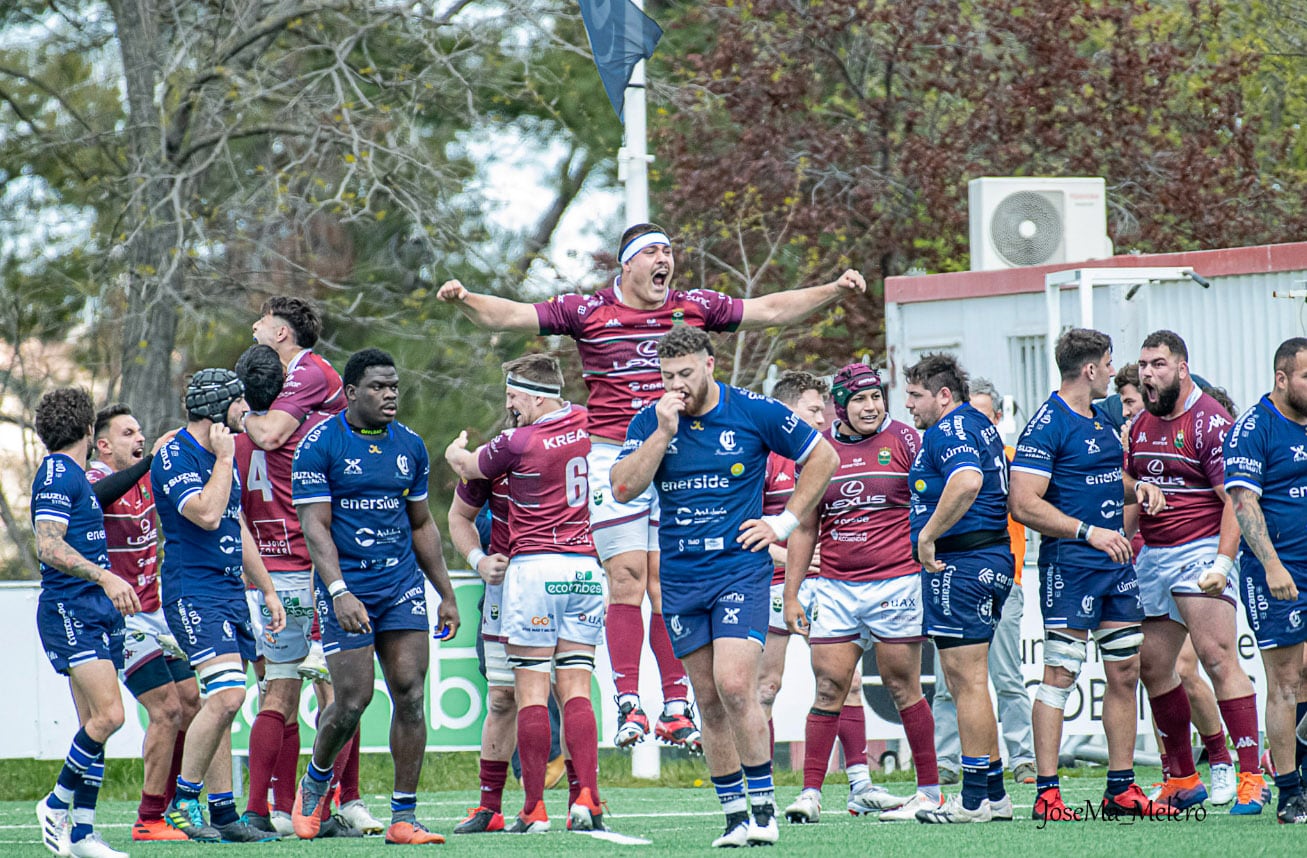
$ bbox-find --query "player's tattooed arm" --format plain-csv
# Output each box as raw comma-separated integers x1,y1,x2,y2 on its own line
1230,487,1298,600
35,520,140,615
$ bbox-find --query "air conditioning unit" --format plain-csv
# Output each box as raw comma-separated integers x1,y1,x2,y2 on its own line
968,177,1113,271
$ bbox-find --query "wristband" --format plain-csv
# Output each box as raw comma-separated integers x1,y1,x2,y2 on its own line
327,579,349,599
1076,520,1091,541
466,548,487,569
762,510,800,541
1212,554,1235,577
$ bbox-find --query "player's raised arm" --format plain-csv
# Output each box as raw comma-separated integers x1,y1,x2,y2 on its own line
437,279,540,332
738,269,866,330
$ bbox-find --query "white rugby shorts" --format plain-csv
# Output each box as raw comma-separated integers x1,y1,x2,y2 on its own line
1135,535,1238,625
768,578,817,635
122,608,170,675
502,554,607,648
587,442,659,561
247,578,314,664
807,575,926,646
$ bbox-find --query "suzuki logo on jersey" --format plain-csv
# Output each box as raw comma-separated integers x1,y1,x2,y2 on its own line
1085,437,1100,455
396,454,410,476
345,458,363,475
719,430,737,452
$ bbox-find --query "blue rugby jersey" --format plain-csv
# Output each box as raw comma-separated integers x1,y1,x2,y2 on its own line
31,453,110,601
618,383,819,583
1224,395,1307,566
909,403,1009,546
291,412,431,600
152,429,245,603
1012,393,1131,570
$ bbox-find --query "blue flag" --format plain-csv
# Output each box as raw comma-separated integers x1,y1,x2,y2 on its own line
578,0,662,120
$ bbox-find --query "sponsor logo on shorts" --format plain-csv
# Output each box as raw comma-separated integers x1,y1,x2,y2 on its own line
1080,595,1094,616
720,592,745,603
722,607,740,625
531,616,551,626
771,595,783,613
879,598,917,610
544,582,604,595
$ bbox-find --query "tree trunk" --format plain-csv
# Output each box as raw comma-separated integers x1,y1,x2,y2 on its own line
110,0,183,435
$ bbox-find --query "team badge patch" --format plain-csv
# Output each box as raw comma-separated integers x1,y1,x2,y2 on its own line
1174,430,1185,449
877,448,892,465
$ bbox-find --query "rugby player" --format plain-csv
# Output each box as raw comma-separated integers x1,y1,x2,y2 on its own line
439,224,865,748
610,326,839,847
757,372,850,754
448,353,609,833
33,388,140,858
1126,330,1266,814
232,344,369,838
445,466,514,834
1223,337,1307,823
931,379,1035,786
903,353,1013,824
152,368,286,842
87,406,196,842
1009,329,1174,820
783,364,943,823
290,348,460,844
1116,364,1235,804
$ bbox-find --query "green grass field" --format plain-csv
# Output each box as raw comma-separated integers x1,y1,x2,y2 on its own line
0,760,1296,857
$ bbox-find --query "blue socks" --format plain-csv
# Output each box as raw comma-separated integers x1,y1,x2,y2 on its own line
711,771,748,816
961,755,989,811
50,728,104,810
1106,768,1134,797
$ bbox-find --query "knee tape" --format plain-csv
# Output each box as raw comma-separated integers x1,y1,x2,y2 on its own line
508,655,553,674
554,651,596,673
197,662,247,698
1093,625,1143,662
1042,630,1087,678
1036,681,1074,710
263,660,304,681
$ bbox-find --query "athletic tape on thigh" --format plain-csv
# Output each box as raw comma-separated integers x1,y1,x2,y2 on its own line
1092,625,1144,662
263,660,303,681
197,662,247,697
1042,630,1087,677
553,651,596,673
508,654,553,674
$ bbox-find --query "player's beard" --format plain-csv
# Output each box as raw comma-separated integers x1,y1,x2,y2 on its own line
1143,376,1181,417
1285,385,1307,419
682,376,711,415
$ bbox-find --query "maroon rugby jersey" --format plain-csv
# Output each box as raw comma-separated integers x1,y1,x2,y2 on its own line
455,474,511,557
87,462,161,611
477,403,596,557
236,413,332,571
534,284,743,440
764,451,813,586
1125,389,1232,548
816,419,919,582
274,349,344,421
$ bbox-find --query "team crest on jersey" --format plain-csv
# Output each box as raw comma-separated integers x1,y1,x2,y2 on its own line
719,430,737,451
592,490,604,506
730,463,744,476
345,458,363,475
671,309,685,326
878,448,891,465
1093,421,1102,430
1174,430,1185,449
913,479,926,492
396,454,410,476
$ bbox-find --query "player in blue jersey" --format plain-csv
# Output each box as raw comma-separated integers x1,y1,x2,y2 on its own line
32,388,139,858
611,326,838,848
151,368,285,844
1009,329,1175,821
290,347,460,845
903,352,1013,824
1224,337,1307,824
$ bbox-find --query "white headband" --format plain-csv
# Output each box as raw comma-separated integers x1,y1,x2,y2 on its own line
506,373,561,398
619,231,672,265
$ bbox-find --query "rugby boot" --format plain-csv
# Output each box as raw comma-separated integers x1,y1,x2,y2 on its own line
162,796,221,842
711,812,750,847
1210,763,1237,805
655,708,703,754
568,788,607,832
214,818,281,842
746,804,779,845
848,783,906,813
916,793,992,823
506,800,550,834
384,820,447,844
783,790,821,824
988,793,1014,821
36,795,71,856
1230,771,1270,815
131,817,188,841
1032,788,1078,822
1277,792,1307,824
67,833,127,858
453,805,505,834
879,792,944,822
290,775,332,839
614,698,650,748
318,813,364,838
339,799,384,834
1151,772,1208,810
1102,783,1180,817
236,811,279,836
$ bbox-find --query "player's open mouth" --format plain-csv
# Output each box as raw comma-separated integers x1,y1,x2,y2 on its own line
652,269,669,287
1143,383,1159,402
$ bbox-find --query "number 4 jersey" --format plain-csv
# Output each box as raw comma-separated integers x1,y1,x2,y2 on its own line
477,403,597,557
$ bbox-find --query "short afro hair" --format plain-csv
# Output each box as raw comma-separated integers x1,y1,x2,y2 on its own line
35,387,95,452
343,347,396,388
236,344,285,411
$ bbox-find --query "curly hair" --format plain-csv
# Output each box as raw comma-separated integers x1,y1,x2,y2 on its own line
261,296,323,349
35,387,96,452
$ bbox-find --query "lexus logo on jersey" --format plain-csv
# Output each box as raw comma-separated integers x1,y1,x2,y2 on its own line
840,480,865,498
636,340,659,357
1146,458,1165,475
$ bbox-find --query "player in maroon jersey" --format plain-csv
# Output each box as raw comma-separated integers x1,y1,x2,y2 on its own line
438,223,866,748
446,354,612,834
782,364,941,823
87,406,193,841
1126,330,1266,813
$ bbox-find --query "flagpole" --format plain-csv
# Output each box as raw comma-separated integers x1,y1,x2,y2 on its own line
619,0,661,782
